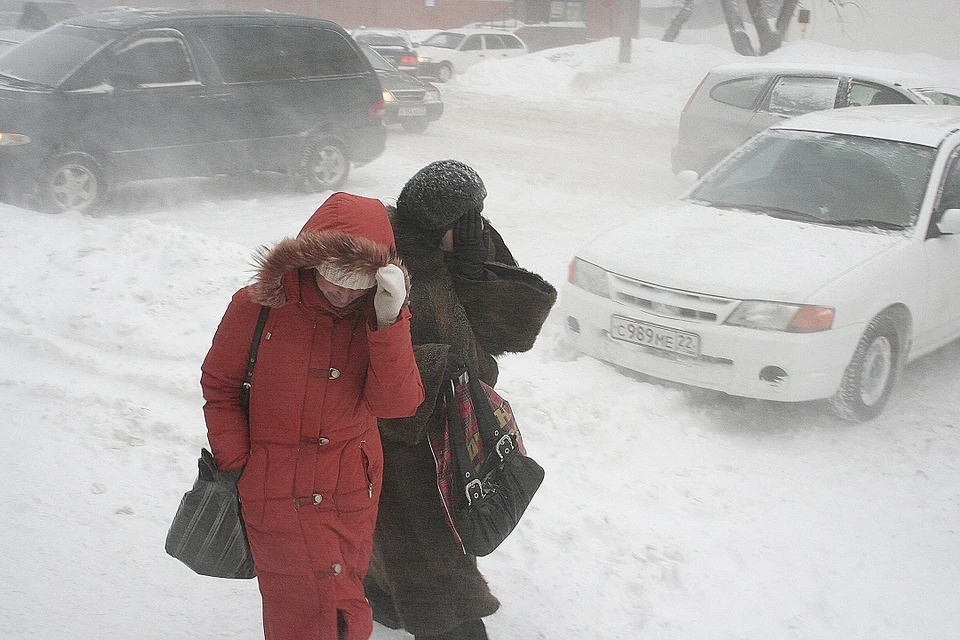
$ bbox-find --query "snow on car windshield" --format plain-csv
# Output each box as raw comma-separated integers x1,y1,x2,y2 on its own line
688,130,936,230
0,23,110,87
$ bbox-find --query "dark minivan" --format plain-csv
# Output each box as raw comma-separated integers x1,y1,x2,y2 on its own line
0,8,386,213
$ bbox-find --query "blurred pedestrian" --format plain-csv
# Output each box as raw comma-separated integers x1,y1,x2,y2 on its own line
201,192,424,640
365,160,557,639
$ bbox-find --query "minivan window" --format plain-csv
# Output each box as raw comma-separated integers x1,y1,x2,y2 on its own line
460,35,482,51
766,76,839,115
197,25,364,82
114,30,197,86
502,35,525,49
0,23,111,87
709,76,768,110
484,34,505,50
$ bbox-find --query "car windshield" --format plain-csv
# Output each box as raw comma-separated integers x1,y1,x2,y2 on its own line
422,31,464,49
0,23,112,87
910,87,960,106
360,44,395,72
687,129,936,230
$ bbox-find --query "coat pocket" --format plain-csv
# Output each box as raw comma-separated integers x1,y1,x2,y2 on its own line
334,439,381,513
237,444,266,527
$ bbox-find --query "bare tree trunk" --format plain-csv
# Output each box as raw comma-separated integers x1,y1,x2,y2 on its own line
720,0,757,56
746,0,780,54
662,0,696,42
775,0,801,34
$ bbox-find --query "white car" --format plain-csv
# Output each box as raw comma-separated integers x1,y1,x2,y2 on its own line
416,28,527,82
563,105,960,421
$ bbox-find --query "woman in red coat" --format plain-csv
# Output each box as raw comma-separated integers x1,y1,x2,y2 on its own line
201,192,424,640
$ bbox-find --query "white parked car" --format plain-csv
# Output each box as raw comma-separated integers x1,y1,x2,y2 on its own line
563,105,960,421
416,28,527,82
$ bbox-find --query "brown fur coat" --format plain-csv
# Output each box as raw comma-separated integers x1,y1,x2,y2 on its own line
368,226,557,636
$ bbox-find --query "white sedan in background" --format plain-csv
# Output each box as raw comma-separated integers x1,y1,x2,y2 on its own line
563,105,960,421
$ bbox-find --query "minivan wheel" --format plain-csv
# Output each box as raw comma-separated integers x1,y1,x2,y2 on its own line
437,63,453,83
41,152,105,214
401,118,430,133
829,314,901,422
296,136,350,192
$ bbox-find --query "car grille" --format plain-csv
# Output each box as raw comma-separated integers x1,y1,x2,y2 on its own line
392,89,426,102
610,274,740,324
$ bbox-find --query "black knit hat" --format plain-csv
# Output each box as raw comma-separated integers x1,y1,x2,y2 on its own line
395,160,487,231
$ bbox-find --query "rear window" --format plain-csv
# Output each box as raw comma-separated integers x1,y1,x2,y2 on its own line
0,22,111,87
197,24,365,83
709,75,768,109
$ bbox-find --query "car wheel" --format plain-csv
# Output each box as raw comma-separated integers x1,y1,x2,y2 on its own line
40,152,106,214
437,63,453,83
830,314,901,422
295,136,349,192
401,118,430,133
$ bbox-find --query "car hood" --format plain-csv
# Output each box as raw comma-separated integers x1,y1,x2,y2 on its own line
576,201,907,303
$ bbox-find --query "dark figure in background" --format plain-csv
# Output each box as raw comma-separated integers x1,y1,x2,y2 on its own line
17,2,51,30
365,160,557,640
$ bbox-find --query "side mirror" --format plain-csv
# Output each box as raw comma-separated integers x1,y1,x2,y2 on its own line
676,169,699,190
936,208,960,235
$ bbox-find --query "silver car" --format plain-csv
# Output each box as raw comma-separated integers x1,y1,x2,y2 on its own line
672,62,960,175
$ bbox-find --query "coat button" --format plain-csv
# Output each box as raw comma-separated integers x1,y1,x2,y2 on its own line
312,493,322,505
331,563,342,575
318,437,330,446
328,368,341,379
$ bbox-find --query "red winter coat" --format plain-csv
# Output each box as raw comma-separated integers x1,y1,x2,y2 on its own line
201,193,424,640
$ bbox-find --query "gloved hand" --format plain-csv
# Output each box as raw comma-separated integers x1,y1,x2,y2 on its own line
450,211,487,280
374,264,406,329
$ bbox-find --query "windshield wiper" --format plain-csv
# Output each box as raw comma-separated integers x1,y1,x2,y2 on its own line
824,218,907,230
707,201,825,222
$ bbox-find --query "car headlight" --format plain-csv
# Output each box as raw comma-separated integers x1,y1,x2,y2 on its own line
568,258,610,298
382,90,396,103
725,301,834,333
424,89,441,103
0,132,30,146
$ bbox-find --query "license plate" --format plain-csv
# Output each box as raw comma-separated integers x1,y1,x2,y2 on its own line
610,315,700,357
398,106,426,116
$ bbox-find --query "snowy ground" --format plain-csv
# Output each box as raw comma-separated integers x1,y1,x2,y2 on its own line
2,31,960,640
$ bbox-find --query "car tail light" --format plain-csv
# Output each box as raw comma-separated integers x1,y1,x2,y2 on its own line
369,99,385,120
400,55,418,65
681,73,709,112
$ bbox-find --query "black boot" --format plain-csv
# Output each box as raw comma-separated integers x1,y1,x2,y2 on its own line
415,618,489,640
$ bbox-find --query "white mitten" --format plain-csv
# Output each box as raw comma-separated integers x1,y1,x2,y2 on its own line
374,264,406,329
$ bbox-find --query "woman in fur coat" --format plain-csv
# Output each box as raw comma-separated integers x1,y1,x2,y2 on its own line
365,161,557,640
201,192,424,640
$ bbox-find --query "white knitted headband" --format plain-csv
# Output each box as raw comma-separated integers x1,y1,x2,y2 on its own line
314,263,376,290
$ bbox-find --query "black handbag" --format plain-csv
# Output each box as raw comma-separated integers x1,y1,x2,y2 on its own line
164,305,269,579
443,356,545,557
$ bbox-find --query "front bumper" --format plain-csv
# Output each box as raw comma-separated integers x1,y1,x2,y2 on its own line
561,282,863,402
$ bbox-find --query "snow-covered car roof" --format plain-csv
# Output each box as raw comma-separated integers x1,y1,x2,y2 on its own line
708,61,950,91
772,104,960,147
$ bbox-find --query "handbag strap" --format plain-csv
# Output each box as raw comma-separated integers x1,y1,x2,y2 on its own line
240,305,270,414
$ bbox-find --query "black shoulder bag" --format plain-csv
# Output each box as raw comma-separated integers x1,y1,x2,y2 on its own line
164,305,270,579
444,355,545,557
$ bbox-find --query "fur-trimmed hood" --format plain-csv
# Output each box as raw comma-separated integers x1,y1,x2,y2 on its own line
249,192,409,308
